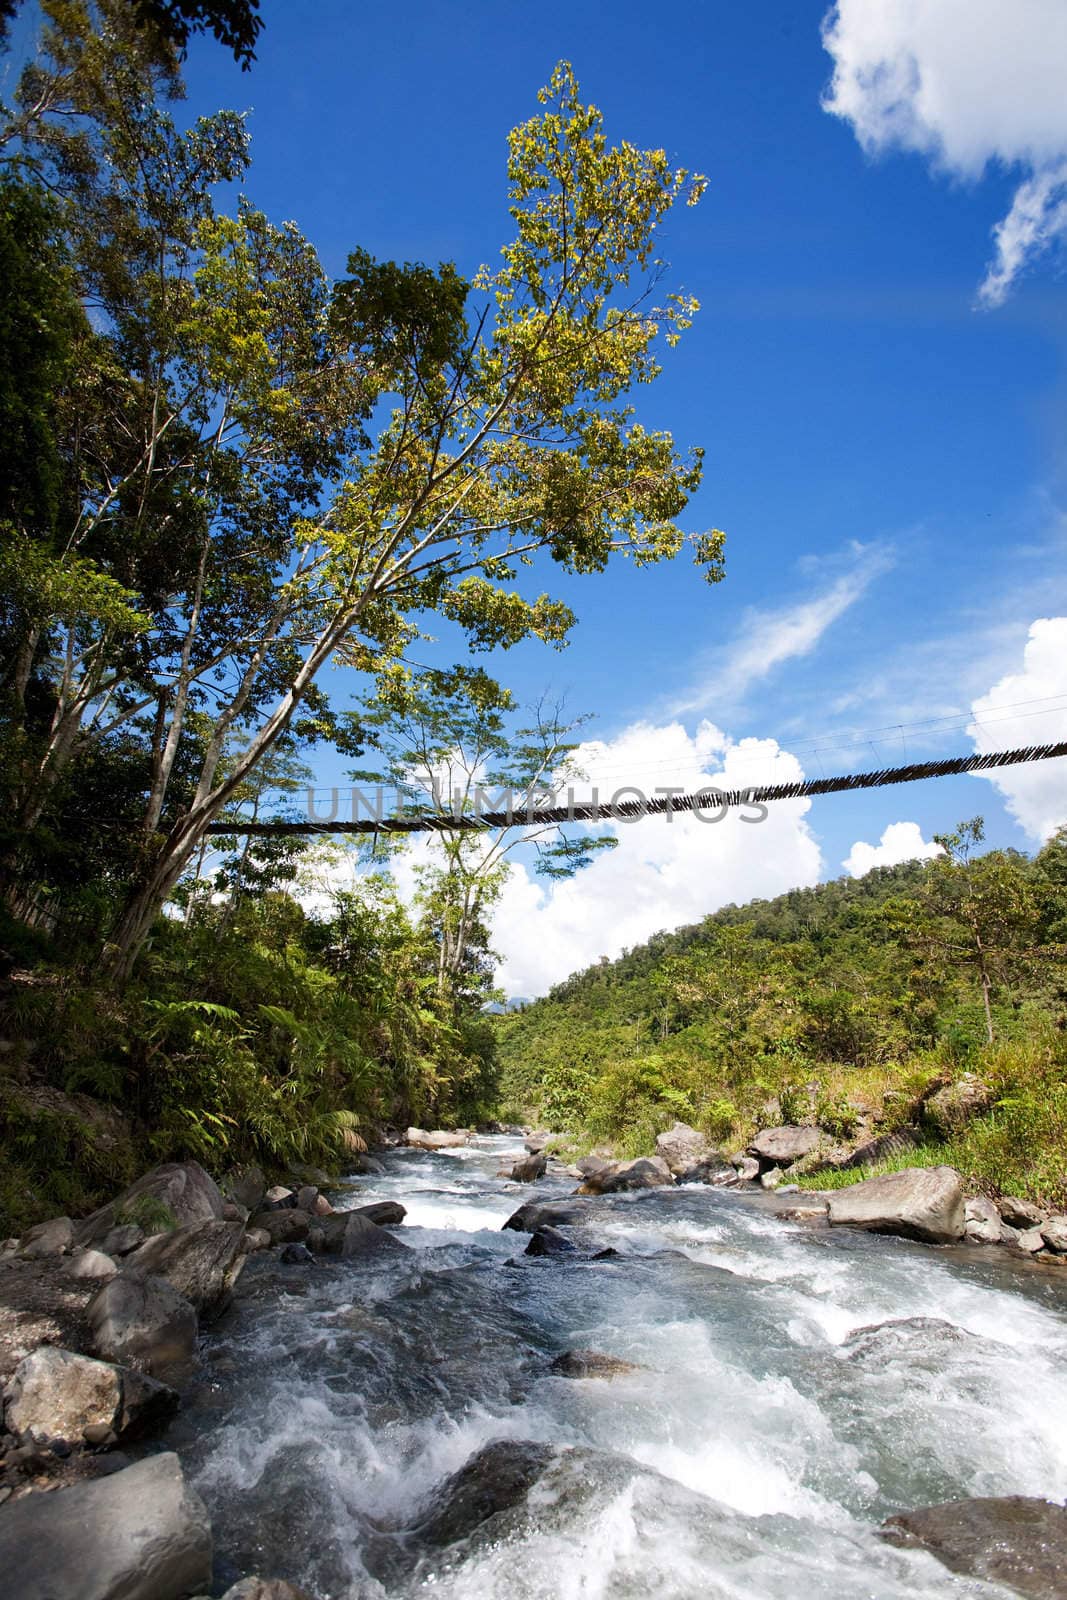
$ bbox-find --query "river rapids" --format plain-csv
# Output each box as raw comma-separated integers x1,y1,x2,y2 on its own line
180,1136,1067,1598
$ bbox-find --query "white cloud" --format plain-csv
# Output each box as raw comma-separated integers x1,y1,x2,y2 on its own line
821,0,1067,304
843,820,942,878
487,720,823,996
675,543,891,717
969,616,1067,839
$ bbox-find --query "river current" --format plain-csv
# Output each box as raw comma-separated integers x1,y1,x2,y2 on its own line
182,1136,1067,1598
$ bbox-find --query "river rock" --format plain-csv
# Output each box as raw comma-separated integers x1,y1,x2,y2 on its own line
964,1196,1005,1245
524,1226,577,1257
549,1349,641,1378
244,1227,272,1252
681,1156,739,1186
19,1216,75,1258
502,1199,596,1233
760,1168,784,1190
77,1162,224,1248
510,1151,548,1182
217,1582,316,1600
747,1126,821,1167
1040,1215,1067,1253
1012,1226,1048,1254
248,1207,312,1245
734,1156,761,1182
523,1131,551,1153
411,1440,556,1548
3,1345,178,1445
262,1186,297,1210
655,1121,714,1177
295,1185,319,1215
222,1164,267,1214
65,1248,119,1280
87,1271,199,1376
997,1195,1045,1229
0,1451,212,1600
406,1128,468,1150
579,1156,674,1194
354,1201,406,1227
101,1224,144,1257
123,1220,246,1319
826,1165,965,1244
924,1075,995,1137
318,1211,409,1258
354,1155,386,1175
882,1494,1067,1600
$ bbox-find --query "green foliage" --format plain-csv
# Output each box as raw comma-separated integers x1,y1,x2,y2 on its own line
496,828,1067,1200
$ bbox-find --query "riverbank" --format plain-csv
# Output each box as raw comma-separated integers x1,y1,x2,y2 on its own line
3,1136,1067,1597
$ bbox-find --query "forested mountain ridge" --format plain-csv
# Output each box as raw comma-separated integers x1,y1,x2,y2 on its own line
495,825,1067,1204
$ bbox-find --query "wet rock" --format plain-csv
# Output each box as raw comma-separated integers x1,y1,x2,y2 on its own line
101,1224,144,1257
549,1349,641,1378
410,1440,556,1548
964,1196,1005,1245
65,1248,118,1281
747,1126,821,1167
842,1316,1007,1370
779,1202,829,1224
1013,1226,1048,1254
123,1220,245,1319
1040,1215,1067,1253
280,1243,314,1265
19,1217,74,1258
524,1226,577,1257
680,1157,739,1186
502,1199,596,1233
997,1194,1045,1229
222,1164,267,1214
87,1271,198,1377
222,1201,248,1223
826,1165,965,1244
3,1345,178,1445
923,1076,995,1138
248,1208,312,1246
406,1128,468,1150
579,1156,674,1194
295,1185,319,1215
306,1226,325,1253
509,1151,548,1183
655,1121,715,1177
218,1581,317,1600
734,1156,761,1182
0,1451,212,1600
318,1211,409,1258
523,1131,551,1154
262,1186,297,1211
881,1495,1067,1600
354,1202,406,1227
77,1162,224,1249
244,1227,272,1252
354,1155,386,1175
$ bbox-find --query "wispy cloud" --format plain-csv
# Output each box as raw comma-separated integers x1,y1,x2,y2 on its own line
673,543,893,718
821,0,1067,306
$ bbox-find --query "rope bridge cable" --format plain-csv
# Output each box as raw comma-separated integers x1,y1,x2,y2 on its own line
204,739,1067,837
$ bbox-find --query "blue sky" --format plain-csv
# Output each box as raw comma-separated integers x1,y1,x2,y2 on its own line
155,3,1067,985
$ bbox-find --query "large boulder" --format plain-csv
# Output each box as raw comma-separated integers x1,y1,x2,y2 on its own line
509,1151,548,1183
502,1199,596,1233
924,1076,995,1137
353,1201,406,1227
410,1440,556,1548
0,1452,212,1600
87,1271,199,1376
406,1128,468,1150
654,1121,714,1177
578,1156,674,1194
123,1220,246,1319
247,1208,312,1246
317,1211,409,1258
746,1126,821,1168
882,1495,1067,1600
3,1345,178,1445
827,1165,965,1244
77,1162,224,1248
19,1216,74,1258
222,1164,267,1213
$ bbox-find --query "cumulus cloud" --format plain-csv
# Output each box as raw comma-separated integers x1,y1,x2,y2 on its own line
843,820,942,878
821,0,1067,304
969,616,1067,840
487,720,823,996
675,543,891,717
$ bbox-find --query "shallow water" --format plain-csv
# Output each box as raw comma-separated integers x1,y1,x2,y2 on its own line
182,1137,1067,1598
